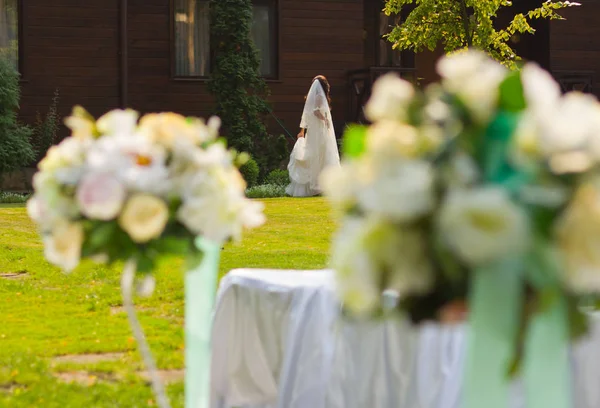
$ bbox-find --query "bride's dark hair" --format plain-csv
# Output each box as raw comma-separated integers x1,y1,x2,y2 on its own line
305,75,332,108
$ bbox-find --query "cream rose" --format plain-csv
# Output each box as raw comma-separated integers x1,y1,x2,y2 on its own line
138,112,199,147
43,221,84,272
438,187,530,265
555,182,600,293
364,73,415,122
118,194,169,243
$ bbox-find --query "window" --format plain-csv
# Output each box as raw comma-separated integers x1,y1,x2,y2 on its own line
0,0,19,68
173,0,278,78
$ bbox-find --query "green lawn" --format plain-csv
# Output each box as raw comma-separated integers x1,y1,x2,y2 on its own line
0,198,334,407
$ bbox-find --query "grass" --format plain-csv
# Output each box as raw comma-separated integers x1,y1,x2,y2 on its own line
0,197,335,407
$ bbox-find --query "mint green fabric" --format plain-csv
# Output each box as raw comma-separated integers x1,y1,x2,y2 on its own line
185,237,221,408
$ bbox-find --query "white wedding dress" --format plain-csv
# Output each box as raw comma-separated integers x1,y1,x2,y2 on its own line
286,80,340,197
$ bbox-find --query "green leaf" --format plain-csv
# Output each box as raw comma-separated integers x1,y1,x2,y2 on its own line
342,125,368,158
498,71,526,112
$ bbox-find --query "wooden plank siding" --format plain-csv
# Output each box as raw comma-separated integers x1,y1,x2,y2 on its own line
19,0,121,130
127,0,364,139
550,1,600,98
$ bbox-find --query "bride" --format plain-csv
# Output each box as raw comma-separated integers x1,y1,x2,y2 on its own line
286,75,340,197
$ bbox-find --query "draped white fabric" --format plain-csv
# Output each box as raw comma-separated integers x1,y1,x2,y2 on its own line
210,269,600,408
287,80,340,197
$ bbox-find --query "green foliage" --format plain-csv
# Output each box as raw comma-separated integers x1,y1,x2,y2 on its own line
254,134,290,180
0,191,30,204
265,169,290,187
342,125,368,158
384,0,579,68
207,0,270,156
239,157,260,187
31,89,60,164
0,56,34,178
245,184,287,198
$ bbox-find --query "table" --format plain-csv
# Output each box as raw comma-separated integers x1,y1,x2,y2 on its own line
210,269,600,408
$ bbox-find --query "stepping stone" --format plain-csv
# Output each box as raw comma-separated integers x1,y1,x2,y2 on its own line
52,352,125,365
54,371,115,385
138,369,185,384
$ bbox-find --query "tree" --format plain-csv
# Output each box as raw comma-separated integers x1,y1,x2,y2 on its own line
0,54,34,181
384,0,580,69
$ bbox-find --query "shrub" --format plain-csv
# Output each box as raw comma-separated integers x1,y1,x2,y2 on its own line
246,184,286,199
31,88,60,163
0,191,30,204
0,56,34,179
255,134,290,181
239,157,260,187
265,169,289,186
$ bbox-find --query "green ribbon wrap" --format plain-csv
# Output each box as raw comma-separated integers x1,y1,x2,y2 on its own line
464,111,571,408
185,237,222,408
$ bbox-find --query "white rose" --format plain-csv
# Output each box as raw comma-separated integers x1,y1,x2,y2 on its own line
358,159,434,221
43,221,84,272
521,63,561,114
437,187,531,265
367,121,423,158
96,109,139,135
437,50,507,123
76,172,126,220
178,168,265,242
364,73,415,122
332,217,433,317
119,194,169,243
320,161,364,211
39,137,89,173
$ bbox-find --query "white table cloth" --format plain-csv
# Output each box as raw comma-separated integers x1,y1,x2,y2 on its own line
210,269,600,408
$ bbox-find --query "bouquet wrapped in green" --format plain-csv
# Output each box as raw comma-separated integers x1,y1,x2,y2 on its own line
322,50,600,408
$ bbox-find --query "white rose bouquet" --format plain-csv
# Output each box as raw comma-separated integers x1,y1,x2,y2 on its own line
27,106,265,408
28,107,265,273
323,50,600,408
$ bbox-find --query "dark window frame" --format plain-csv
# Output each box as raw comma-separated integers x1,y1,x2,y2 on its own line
169,0,280,81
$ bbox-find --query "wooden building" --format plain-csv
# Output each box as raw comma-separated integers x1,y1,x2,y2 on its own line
1,0,599,141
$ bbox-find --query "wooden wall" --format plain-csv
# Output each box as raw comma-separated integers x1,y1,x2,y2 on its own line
17,0,364,140
19,0,121,129
550,1,600,98
127,0,364,139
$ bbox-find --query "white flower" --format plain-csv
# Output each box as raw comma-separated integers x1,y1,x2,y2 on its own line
64,106,96,140
138,112,202,147
320,162,363,211
438,187,530,265
43,221,84,272
367,121,423,158
178,168,265,242
442,151,480,187
96,109,139,135
118,194,169,243
87,133,170,195
358,159,434,221
39,137,89,174
332,217,433,317
521,63,562,114
555,182,600,293
364,73,415,122
76,172,126,220
437,50,507,123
